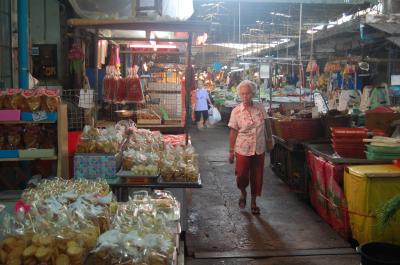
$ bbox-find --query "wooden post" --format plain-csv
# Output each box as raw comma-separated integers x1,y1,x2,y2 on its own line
57,104,69,178
185,33,193,145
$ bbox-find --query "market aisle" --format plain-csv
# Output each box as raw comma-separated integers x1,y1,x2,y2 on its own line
185,125,360,265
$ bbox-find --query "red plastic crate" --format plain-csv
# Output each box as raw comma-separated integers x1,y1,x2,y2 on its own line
331,127,368,138
332,138,365,144
275,118,322,141
333,148,366,159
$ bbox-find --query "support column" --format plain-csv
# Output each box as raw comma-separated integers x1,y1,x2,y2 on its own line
18,0,29,89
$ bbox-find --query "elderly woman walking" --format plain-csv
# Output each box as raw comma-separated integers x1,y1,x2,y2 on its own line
228,80,268,215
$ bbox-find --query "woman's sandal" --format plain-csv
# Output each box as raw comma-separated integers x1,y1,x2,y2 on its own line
251,206,260,215
238,197,246,209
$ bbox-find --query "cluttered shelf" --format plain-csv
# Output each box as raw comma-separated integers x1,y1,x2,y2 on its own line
0,156,58,162
0,120,56,124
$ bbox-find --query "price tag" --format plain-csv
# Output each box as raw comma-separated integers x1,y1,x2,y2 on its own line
32,111,48,121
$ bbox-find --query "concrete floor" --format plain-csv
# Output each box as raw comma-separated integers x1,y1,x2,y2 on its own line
185,125,360,265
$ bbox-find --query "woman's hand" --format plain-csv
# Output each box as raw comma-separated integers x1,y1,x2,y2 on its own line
229,151,235,164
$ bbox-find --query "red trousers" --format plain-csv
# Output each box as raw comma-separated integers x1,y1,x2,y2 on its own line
235,152,265,197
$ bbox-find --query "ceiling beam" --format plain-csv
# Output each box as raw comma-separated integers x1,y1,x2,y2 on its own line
194,0,376,4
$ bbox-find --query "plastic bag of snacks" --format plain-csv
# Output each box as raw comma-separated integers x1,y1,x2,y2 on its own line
5,125,22,150
4,88,29,110
24,124,41,149
76,126,120,154
90,191,176,265
0,204,100,265
41,88,60,112
22,89,42,112
40,124,57,149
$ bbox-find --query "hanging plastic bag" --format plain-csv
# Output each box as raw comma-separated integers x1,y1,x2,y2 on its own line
79,76,95,109
208,107,221,125
115,69,126,103
126,66,144,103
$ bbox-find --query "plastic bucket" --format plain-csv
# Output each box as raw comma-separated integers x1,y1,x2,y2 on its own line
360,242,400,265
68,131,81,155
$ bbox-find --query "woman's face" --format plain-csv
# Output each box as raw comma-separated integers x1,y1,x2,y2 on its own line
239,85,253,104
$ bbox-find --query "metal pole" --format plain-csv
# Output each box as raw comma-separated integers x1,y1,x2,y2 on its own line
298,3,303,101
269,64,272,115
94,29,99,124
286,6,290,73
18,0,29,89
238,0,241,43
185,33,193,145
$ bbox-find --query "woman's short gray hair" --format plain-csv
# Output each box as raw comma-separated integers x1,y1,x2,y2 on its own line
237,80,257,96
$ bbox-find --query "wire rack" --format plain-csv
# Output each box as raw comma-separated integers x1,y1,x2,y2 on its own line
141,79,183,124
62,88,96,131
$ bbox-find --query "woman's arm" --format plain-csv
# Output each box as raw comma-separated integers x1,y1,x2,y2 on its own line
229,129,238,163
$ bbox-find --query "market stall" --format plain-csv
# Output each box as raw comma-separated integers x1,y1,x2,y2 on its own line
0,88,69,184
67,19,209,135
71,120,201,234
0,178,185,265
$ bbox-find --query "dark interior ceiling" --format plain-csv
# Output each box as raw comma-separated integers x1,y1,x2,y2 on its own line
190,1,372,43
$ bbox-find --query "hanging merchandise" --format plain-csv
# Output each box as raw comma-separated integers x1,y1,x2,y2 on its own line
337,90,352,111
103,66,118,103
369,86,390,110
347,89,361,113
360,86,373,112
337,89,361,112
68,43,84,74
126,65,144,103
324,62,342,73
79,76,95,109
115,69,126,103
103,66,112,102
328,89,339,110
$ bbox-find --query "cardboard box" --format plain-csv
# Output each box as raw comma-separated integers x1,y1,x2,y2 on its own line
74,153,121,180
0,110,21,121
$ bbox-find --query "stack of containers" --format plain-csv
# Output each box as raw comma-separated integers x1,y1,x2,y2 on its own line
366,145,400,160
331,128,368,159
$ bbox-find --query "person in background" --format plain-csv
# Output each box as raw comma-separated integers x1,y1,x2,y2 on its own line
194,80,213,129
228,80,268,215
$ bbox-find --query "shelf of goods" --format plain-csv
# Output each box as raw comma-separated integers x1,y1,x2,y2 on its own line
0,104,68,178
0,178,184,265
67,19,208,139
72,121,201,234
305,143,394,241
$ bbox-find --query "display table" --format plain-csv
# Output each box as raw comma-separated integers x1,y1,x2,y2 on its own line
270,136,328,199
109,177,202,234
305,143,393,240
